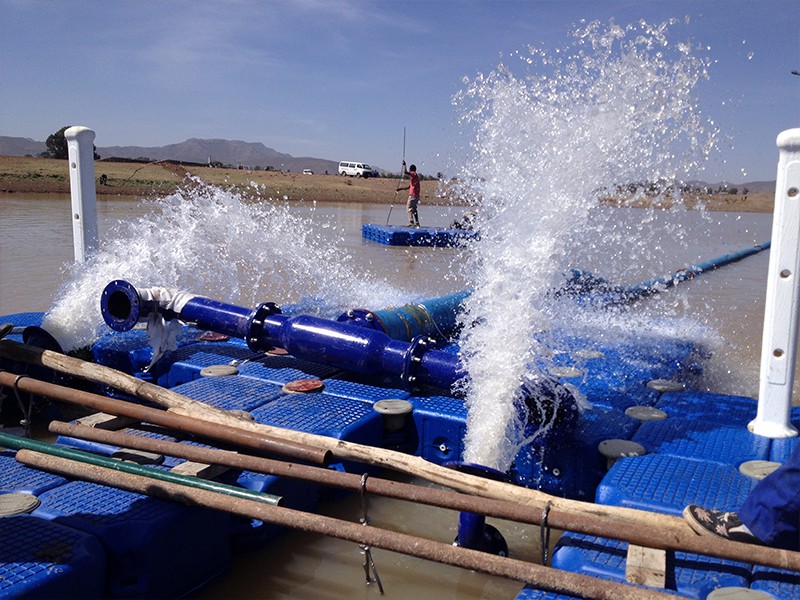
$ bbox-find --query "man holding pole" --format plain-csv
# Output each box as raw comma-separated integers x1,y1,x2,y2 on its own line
397,160,420,228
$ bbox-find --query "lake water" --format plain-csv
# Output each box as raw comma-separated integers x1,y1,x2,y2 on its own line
0,193,789,599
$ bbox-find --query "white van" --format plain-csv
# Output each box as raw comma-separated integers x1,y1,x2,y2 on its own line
338,161,372,178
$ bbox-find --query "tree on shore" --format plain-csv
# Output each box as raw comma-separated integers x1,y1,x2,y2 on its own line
45,126,100,160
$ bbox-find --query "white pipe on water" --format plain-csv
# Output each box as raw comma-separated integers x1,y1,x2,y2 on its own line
65,126,99,262
751,128,800,438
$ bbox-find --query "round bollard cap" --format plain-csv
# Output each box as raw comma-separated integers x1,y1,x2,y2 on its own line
573,349,605,359
646,379,686,392
200,365,239,377
549,366,584,379
706,587,774,599
625,406,668,421
0,492,41,516
374,399,413,432
739,460,781,481
283,379,324,393
598,439,646,459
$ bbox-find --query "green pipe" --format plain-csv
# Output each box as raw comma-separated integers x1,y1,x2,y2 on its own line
0,432,282,506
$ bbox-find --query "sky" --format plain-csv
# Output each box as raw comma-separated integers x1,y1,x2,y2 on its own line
1,0,798,183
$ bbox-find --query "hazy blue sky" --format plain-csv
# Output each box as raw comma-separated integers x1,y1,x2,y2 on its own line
1,0,797,182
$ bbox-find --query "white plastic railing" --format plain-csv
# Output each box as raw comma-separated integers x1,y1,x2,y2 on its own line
64,126,99,262
751,128,800,438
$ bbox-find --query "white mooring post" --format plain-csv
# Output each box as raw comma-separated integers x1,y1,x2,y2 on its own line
751,128,800,438
64,126,99,262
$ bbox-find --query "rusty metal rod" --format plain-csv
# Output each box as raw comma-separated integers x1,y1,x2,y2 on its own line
16,448,675,600
0,370,330,466
49,419,800,572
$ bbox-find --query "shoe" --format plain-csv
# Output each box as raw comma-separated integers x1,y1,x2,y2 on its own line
683,505,764,545
407,223,415,227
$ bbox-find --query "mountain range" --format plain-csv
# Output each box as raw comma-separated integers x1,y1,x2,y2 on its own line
0,135,342,174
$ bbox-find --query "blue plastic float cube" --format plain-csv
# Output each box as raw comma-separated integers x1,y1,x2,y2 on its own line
0,514,106,599
631,418,770,467
552,532,750,599
32,480,231,598
511,406,638,499
655,391,758,426
172,375,284,414
751,565,800,599
237,354,341,385
596,453,757,515
322,373,410,404
0,450,67,495
407,394,467,464
158,340,261,387
249,392,382,446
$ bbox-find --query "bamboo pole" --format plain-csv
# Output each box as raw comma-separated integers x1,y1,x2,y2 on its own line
49,419,800,570
16,448,675,600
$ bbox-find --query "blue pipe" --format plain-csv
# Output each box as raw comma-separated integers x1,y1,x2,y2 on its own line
337,290,471,342
101,280,465,390
562,241,771,308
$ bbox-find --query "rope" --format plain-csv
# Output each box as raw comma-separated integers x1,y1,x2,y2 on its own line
359,473,385,594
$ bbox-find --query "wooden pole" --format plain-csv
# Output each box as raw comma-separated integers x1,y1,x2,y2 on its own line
49,419,800,571
16,448,676,600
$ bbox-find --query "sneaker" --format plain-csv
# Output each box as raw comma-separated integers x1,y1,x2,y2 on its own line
407,223,415,227
683,505,764,545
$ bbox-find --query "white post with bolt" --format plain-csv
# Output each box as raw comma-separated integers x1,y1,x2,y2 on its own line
751,128,800,438
64,126,99,262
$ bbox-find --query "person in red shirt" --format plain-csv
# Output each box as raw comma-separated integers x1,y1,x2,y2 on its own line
396,160,420,227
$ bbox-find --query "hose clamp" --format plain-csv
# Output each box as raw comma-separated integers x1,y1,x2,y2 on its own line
246,302,282,351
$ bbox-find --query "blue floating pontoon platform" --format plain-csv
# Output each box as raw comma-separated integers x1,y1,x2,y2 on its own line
362,223,479,246
1,298,799,599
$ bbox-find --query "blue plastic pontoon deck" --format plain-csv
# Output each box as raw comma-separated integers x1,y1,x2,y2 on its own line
362,223,479,246
0,308,798,599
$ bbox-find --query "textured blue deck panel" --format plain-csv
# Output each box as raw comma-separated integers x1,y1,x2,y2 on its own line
32,480,231,598
631,418,770,466
514,589,581,600
249,392,382,445
172,375,284,413
770,406,800,463
238,354,341,385
322,372,410,403
0,450,67,495
596,453,758,516
552,532,750,599
0,514,106,599
361,223,478,247
512,407,638,499
158,340,262,387
751,565,800,599
655,391,758,426
0,312,43,344
408,394,467,464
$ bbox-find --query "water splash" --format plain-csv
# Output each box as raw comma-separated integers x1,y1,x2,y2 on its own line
452,19,718,470
44,180,413,351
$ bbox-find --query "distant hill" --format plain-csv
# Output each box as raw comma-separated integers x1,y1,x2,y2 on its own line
0,136,47,157
0,136,341,175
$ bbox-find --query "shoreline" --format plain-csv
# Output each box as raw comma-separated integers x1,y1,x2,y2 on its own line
0,155,775,212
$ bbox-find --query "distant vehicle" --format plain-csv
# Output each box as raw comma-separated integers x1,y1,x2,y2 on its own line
338,161,372,178
302,169,314,175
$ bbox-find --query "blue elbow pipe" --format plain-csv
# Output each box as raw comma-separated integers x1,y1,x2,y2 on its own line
100,280,465,390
